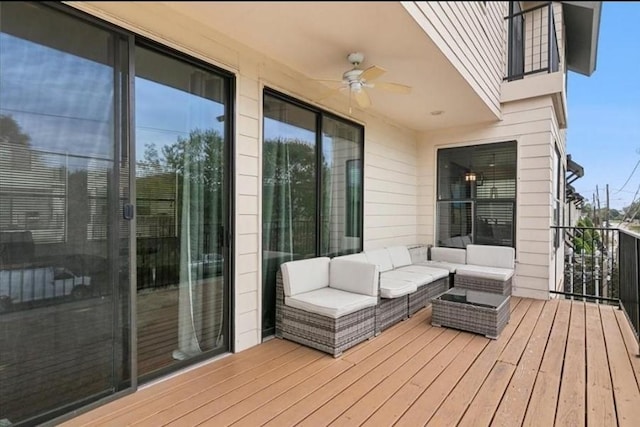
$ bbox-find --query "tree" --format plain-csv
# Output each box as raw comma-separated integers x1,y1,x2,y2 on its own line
0,114,31,146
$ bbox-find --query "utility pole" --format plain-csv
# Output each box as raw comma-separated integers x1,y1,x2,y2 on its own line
593,193,597,225
596,185,602,227
606,184,610,227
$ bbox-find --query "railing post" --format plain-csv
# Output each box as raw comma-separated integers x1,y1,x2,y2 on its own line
547,3,553,72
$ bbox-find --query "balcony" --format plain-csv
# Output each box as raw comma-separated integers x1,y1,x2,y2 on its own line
505,2,560,82
61,295,640,426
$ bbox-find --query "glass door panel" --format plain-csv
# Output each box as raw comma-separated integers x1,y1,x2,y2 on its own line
0,3,130,424
262,94,317,337
135,46,229,379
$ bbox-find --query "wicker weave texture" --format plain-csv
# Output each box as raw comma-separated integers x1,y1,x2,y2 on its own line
407,277,449,316
376,295,408,334
432,292,510,339
454,274,512,296
275,270,376,357
408,245,429,264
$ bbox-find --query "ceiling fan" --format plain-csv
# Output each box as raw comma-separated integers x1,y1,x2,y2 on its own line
315,52,412,112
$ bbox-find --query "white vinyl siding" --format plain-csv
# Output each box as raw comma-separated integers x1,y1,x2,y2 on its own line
419,96,559,299
403,1,506,117
68,1,421,351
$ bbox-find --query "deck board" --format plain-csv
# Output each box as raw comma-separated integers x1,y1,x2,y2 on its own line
555,301,586,426
601,305,640,426
59,297,640,427
492,298,558,426
585,302,616,426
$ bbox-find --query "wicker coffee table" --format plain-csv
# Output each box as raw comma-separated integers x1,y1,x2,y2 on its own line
431,287,510,339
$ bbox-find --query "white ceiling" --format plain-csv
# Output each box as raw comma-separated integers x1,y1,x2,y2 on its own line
82,1,499,131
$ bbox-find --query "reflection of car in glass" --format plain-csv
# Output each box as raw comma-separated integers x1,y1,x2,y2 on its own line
0,266,92,311
189,252,224,278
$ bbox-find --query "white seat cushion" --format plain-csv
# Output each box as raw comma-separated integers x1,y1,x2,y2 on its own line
398,265,449,281
466,244,515,269
364,248,395,272
281,257,330,297
418,260,466,273
455,265,514,281
285,288,378,319
430,247,467,264
386,246,413,268
379,277,417,298
330,258,379,297
381,270,428,286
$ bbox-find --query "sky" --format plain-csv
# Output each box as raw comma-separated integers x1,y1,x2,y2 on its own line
566,2,640,211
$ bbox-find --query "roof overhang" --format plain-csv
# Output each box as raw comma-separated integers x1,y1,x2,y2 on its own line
562,1,602,76
567,154,585,184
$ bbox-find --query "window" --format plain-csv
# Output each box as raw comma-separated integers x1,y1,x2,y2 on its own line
437,141,517,248
261,89,364,337
553,145,562,248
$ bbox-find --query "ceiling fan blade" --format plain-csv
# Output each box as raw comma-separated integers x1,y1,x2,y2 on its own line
317,86,345,101
359,65,386,82
371,81,412,94
312,78,345,84
354,89,371,108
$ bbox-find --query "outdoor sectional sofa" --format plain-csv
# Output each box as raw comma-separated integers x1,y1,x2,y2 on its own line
334,246,449,333
411,244,516,296
276,256,379,357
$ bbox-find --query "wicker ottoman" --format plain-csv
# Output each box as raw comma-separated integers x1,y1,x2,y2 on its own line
431,287,510,339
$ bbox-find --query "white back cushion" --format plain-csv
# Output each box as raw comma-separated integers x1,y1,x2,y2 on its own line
466,244,515,269
431,247,467,264
281,257,330,297
334,252,368,263
329,258,379,297
386,246,413,268
364,248,394,272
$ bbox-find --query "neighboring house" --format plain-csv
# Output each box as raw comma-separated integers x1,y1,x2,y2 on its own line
0,1,601,425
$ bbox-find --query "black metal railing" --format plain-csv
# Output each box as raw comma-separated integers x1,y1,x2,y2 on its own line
505,2,560,81
618,230,640,347
556,226,619,302
553,225,639,353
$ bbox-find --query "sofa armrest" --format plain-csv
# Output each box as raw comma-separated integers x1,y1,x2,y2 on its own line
329,258,379,297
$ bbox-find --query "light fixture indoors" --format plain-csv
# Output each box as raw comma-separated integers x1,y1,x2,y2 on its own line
464,171,477,182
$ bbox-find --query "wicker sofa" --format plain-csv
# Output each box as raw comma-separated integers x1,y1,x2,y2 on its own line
336,246,449,333
276,256,379,357
410,244,515,296
454,244,515,296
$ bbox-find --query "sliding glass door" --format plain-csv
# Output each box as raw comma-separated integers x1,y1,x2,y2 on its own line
0,3,130,424
262,90,363,337
134,45,231,379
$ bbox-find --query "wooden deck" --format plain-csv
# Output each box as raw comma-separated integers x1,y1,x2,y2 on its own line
62,297,640,426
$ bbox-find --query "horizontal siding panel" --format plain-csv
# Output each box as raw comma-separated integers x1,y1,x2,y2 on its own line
237,214,258,235
366,178,417,196
365,203,418,216
237,154,259,176
519,180,551,194
366,214,420,228
411,1,502,114
236,292,258,314
237,135,259,157
237,253,258,275
237,234,257,255
365,225,418,241
365,191,417,205
516,264,549,280
236,271,258,294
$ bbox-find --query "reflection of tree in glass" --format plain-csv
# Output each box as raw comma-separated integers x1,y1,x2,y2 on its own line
263,138,317,215
141,128,224,183
0,114,31,146
0,114,32,169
